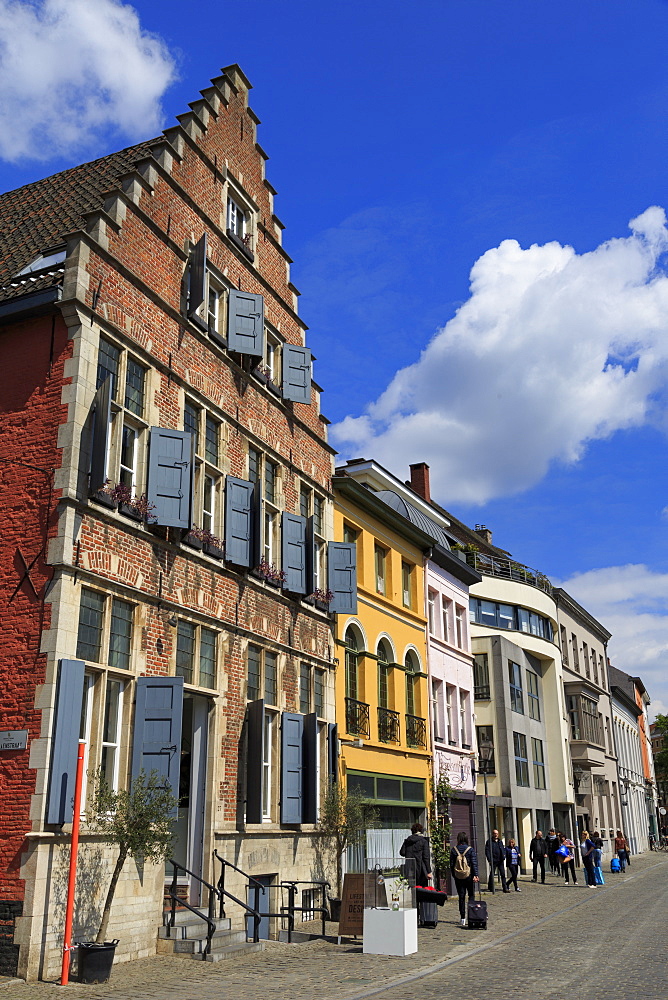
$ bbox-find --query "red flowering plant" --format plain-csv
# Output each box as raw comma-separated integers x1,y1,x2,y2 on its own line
102,481,156,522
255,559,286,585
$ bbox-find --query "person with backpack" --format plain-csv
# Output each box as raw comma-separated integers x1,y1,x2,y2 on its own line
529,830,548,883
450,831,479,928
399,822,432,886
485,829,510,892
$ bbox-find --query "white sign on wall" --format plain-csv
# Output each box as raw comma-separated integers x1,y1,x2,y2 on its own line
0,730,28,751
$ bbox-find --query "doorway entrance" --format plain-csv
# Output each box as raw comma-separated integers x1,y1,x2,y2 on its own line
167,694,209,904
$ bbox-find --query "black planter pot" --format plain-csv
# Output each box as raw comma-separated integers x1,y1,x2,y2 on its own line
90,490,117,510
77,940,119,984
119,503,143,522
328,897,342,922
203,542,224,559
183,532,204,551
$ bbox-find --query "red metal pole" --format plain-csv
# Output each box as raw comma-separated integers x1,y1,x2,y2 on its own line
60,740,85,986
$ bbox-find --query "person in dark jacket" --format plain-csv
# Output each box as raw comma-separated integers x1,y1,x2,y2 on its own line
400,822,432,886
505,838,522,891
450,831,479,927
529,830,548,883
485,829,509,892
546,829,560,874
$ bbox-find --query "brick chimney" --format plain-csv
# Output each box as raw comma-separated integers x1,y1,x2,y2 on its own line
474,524,493,545
409,462,431,502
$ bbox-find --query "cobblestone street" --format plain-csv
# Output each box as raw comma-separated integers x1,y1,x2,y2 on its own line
3,851,667,1000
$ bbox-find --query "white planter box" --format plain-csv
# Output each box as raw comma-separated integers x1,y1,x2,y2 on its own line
363,907,418,956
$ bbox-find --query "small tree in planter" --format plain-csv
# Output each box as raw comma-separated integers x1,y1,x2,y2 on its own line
79,770,177,979
428,774,453,891
317,781,377,916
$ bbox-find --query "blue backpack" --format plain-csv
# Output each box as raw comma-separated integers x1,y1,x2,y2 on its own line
610,857,621,872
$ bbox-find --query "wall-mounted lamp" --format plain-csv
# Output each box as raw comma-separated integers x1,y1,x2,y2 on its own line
339,738,364,749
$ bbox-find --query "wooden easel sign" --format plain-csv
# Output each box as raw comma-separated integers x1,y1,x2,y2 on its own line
338,873,365,937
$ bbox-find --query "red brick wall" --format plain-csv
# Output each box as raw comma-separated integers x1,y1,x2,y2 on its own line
0,313,69,904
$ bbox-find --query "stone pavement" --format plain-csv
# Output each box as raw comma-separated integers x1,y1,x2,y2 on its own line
3,850,668,1000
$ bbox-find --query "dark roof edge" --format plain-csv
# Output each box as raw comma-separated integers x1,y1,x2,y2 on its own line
333,475,435,550
610,683,642,718
431,543,482,585
0,286,61,325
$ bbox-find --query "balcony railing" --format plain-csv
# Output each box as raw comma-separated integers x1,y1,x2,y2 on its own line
474,685,491,700
406,714,427,748
345,697,370,737
463,550,552,595
377,707,400,743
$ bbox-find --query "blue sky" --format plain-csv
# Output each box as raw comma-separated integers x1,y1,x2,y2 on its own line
1,0,667,715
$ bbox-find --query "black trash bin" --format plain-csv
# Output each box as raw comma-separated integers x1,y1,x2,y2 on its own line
77,940,119,983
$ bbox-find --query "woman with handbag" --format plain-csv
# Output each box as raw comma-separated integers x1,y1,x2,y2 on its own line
579,830,597,887
557,833,578,884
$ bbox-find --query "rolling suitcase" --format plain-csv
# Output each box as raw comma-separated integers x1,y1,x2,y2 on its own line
467,884,488,930
418,898,438,927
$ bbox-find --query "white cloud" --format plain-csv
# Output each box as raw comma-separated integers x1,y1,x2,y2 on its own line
0,0,176,161
332,206,668,504
560,563,668,722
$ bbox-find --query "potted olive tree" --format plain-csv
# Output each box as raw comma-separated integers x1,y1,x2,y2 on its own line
77,770,177,983
317,781,376,922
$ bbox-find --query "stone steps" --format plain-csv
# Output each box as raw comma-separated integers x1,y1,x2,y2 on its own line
158,911,266,962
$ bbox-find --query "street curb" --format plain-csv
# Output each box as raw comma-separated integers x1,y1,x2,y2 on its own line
340,856,668,1000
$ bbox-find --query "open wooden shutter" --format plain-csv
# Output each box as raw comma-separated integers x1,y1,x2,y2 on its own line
227,290,264,356
327,723,339,782
147,428,193,529
246,699,264,823
302,712,318,824
281,712,304,824
187,233,207,327
89,375,112,494
282,345,312,404
305,515,317,595
327,542,357,614
131,676,184,812
46,659,85,825
224,476,254,567
281,512,307,594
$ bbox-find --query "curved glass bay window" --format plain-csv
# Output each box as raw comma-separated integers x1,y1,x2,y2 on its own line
469,598,554,641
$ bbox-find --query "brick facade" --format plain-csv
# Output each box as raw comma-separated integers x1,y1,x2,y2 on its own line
0,66,337,980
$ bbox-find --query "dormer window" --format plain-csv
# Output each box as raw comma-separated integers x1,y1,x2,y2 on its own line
16,248,66,276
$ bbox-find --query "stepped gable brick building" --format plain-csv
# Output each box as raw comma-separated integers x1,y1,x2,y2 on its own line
0,65,346,980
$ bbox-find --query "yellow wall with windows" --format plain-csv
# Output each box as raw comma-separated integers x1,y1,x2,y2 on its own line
333,488,432,814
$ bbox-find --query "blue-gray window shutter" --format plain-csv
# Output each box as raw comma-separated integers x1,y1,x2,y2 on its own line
306,515,317,595
281,512,307,594
147,427,193,529
246,699,264,823
89,375,111,494
46,658,85,825
281,712,304,824
282,345,312,404
327,723,338,782
224,476,254,567
327,542,357,614
227,290,264,356
132,676,184,812
302,712,318,824
187,233,207,325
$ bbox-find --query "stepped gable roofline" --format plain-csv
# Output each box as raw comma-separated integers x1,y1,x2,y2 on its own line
553,587,612,643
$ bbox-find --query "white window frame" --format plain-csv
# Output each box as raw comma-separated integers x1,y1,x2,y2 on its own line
262,710,274,821
428,589,437,635
184,398,224,541
227,196,246,238
96,335,149,497
100,677,124,791
455,605,465,648
442,596,452,643
79,673,95,814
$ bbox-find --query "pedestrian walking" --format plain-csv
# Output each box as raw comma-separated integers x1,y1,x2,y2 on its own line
591,830,605,884
399,822,432,886
580,830,597,887
529,829,548,883
450,831,479,928
485,829,510,892
558,833,578,885
505,837,522,891
545,828,560,874
614,830,629,872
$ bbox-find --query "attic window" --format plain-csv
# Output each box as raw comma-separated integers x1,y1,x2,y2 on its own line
16,249,66,276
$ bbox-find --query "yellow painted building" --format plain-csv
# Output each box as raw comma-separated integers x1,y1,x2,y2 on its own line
332,469,433,851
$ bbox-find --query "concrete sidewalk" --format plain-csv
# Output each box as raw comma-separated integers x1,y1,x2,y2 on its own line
4,850,667,1000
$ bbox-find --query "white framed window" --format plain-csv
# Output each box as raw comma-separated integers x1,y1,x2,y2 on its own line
249,446,281,572
76,588,135,670
100,678,124,790
227,196,246,238
79,672,95,812
247,644,279,706
428,589,437,634
96,335,149,498
262,710,274,820
431,678,444,742
455,605,466,648
184,399,224,544
442,596,452,643
446,684,456,745
459,690,470,748
175,620,218,689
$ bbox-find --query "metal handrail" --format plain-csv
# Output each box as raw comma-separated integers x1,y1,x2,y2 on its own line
212,850,264,943
165,859,218,958
279,880,331,941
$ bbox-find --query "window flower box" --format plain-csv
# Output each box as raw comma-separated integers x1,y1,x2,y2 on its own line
253,366,281,397
183,531,204,551
203,541,224,559
253,560,286,587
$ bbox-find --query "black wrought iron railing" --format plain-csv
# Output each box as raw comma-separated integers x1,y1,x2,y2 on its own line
474,684,491,700
165,860,218,957
378,707,400,743
345,697,370,737
213,850,265,943
406,714,427,748
464,550,552,594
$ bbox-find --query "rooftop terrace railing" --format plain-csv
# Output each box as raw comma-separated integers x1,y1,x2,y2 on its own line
461,550,553,595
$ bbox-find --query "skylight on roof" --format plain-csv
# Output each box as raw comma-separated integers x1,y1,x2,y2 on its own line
17,249,66,276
